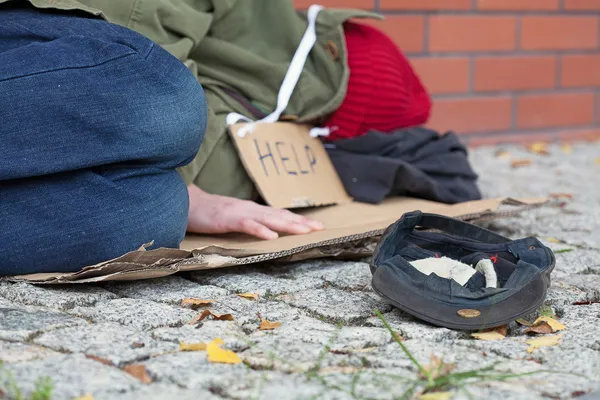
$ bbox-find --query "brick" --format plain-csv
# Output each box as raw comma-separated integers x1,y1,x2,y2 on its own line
477,0,559,10
429,16,517,53
517,92,595,129
293,0,373,8
380,0,471,10
467,133,556,147
558,129,600,142
410,57,470,94
561,55,600,88
521,16,598,50
565,0,600,10
474,56,556,92
427,96,513,134
366,16,425,53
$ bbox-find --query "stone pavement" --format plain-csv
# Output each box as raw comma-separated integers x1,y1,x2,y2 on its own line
2,142,600,400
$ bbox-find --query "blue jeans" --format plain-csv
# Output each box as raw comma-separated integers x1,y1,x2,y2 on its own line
0,6,207,275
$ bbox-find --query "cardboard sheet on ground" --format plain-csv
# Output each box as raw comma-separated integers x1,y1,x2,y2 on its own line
3,197,546,284
228,123,351,209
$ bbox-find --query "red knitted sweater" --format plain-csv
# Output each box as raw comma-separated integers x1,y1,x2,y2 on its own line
323,22,431,141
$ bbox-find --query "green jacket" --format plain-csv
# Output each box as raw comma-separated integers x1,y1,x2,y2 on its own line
3,0,380,199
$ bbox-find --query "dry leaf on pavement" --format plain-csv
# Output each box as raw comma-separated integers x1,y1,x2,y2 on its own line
526,142,550,155
259,318,281,330
495,150,511,158
595,157,600,165
526,334,562,353
561,144,573,154
546,237,561,244
237,293,260,301
123,364,152,384
85,355,112,366
189,310,234,325
419,392,453,400
130,342,145,349
179,341,207,352
524,322,553,335
180,298,216,310
549,193,573,200
516,318,532,326
471,325,508,341
511,159,532,169
73,395,94,400
206,338,242,364
420,354,456,380
530,316,566,333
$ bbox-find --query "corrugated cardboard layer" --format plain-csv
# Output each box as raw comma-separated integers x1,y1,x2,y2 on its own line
3,197,546,284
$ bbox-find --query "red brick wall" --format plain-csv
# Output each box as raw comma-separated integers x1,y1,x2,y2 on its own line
295,0,600,145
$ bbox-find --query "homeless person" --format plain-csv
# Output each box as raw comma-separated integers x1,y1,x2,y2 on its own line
0,0,476,276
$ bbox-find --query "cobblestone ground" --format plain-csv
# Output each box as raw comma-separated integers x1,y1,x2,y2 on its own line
2,142,600,400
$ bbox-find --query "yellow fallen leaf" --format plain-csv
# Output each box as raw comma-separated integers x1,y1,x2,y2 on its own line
206,338,241,364
73,395,94,400
179,341,207,351
548,193,573,200
471,325,508,341
123,364,152,384
561,144,573,154
471,331,505,341
596,157,600,165
188,310,234,325
495,150,511,158
237,293,260,301
259,318,281,330
526,334,562,353
526,142,550,155
420,391,453,400
532,316,566,332
546,237,561,244
180,298,216,309
511,159,532,169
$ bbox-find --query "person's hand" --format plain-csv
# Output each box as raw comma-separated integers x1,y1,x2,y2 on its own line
186,184,325,240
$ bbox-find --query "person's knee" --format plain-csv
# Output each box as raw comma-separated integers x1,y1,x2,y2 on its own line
0,170,189,276
137,44,208,167
1,10,207,175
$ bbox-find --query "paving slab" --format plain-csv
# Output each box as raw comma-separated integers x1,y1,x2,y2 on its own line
2,142,600,399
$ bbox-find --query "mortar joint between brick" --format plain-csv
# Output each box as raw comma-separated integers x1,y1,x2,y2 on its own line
515,15,522,51
555,55,562,89
598,15,600,50
468,57,475,94
423,15,430,53
510,95,519,131
594,90,600,125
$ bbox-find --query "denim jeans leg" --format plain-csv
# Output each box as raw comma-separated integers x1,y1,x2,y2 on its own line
0,8,207,275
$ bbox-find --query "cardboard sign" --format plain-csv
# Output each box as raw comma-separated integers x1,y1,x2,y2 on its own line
228,122,352,209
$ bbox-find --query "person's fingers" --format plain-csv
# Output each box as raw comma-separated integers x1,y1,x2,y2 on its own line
271,208,325,231
259,214,312,235
238,218,279,240
299,216,325,231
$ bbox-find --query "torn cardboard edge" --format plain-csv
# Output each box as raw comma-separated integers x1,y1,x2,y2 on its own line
3,197,547,284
